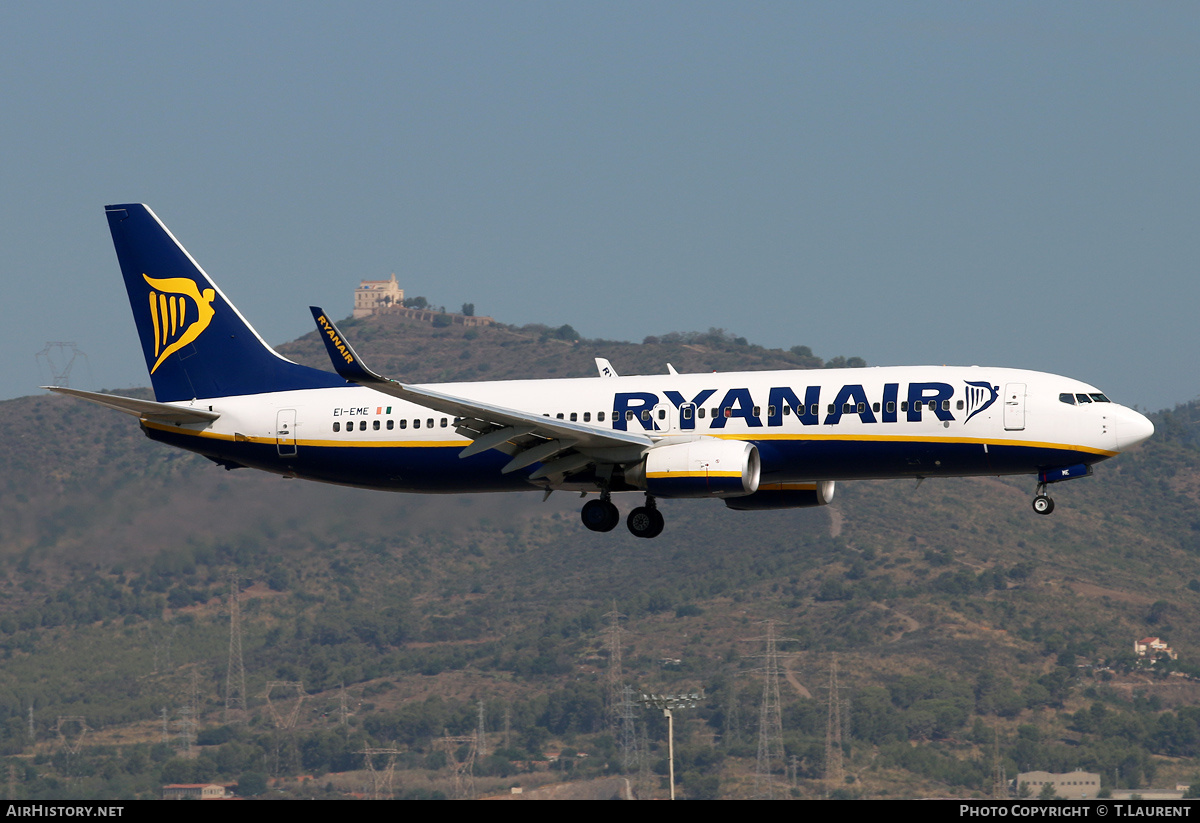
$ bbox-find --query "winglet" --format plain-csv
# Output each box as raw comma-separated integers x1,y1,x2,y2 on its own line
595,357,619,378
309,307,390,385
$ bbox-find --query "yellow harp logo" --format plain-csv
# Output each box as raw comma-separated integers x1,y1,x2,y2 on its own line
143,274,217,374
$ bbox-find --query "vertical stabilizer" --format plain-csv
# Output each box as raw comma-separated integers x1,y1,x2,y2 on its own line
105,204,345,401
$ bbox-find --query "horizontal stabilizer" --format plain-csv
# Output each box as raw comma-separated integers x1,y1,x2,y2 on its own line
46,387,220,424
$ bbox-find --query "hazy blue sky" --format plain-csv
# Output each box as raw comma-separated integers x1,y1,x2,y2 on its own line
2,3,1196,411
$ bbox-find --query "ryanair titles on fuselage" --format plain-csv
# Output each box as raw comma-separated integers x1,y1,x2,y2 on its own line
611,380,1000,431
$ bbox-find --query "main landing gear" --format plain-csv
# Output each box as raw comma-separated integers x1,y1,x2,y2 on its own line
626,496,664,539
1032,482,1055,516
580,492,664,538
581,495,620,532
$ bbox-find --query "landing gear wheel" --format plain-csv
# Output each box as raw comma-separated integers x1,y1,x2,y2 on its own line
1032,495,1055,515
581,499,620,532
627,506,665,539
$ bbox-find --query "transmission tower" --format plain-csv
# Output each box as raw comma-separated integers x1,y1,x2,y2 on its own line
225,571,247,723
992,727,1007,798
55,717,88,755
35,342,90,388
825,654,844,789
603,601,626,732
743,620,788,799
723,681,743,747
360,747,402,799
435,733,477,799
476,700,488,759
263,681,306,729
148,622,178,674
619,685,642,776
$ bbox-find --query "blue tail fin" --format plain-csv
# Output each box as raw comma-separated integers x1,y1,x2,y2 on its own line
105,204,345,401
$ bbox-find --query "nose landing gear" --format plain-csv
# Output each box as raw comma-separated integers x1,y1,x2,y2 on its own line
1032,481,1055,515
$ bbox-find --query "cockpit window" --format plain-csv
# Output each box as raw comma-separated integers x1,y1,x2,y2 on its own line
1090,393,1110,402
1059,394,1075,404
1076,393,1093,404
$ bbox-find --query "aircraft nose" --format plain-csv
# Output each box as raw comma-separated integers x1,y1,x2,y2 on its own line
1114,408,1154,451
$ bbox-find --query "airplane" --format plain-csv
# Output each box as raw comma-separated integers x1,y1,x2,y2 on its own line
48,204,1155,539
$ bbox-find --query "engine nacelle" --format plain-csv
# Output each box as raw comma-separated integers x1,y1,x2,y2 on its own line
724,481,836,511
626,439,760,498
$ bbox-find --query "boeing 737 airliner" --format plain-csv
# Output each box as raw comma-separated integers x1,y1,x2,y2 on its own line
48,204,1155,538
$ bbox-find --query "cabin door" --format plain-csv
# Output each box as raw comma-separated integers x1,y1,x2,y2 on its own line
1003,384,1026,431
276,409,298,456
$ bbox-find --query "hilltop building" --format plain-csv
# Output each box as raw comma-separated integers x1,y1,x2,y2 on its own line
352,274,495,327
354,273,405,318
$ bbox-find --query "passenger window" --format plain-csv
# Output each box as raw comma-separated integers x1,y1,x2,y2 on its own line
387,420,394,430
332,422,340,432
698,408,705,418
427,418,434,428
570,412,577,422
843,403,853,414
941,400,949,411
872,403,880,413
440,418,448,427
767,405,776,417
373,420,380,430
929,401,938,411
723,408,732,418
900,401,908,412
658,409,666,420
956,400,964,410
828,404,836,414
810,404,819,416
886,402,895,413
414,419,421,429
753,406,761,417
683,407,693,420
856,402,865,413
598,411,606,421
711,408,719,418
641,410,651,421
557,413,564,419
399,419,408,429
359,420,367,431
626,411,634,421
782,405,791,416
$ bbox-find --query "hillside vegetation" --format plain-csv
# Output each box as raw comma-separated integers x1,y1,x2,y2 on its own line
1,310,1198,800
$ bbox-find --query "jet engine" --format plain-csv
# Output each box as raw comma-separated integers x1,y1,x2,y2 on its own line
724,481,836,510
625,439,760,498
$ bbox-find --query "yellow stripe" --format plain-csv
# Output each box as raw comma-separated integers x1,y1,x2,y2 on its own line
709,432,1118,458
647,470,743,479
141,420,465,448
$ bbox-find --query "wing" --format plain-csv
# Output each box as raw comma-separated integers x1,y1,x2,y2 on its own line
46,386,221,424
309,308,653,481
